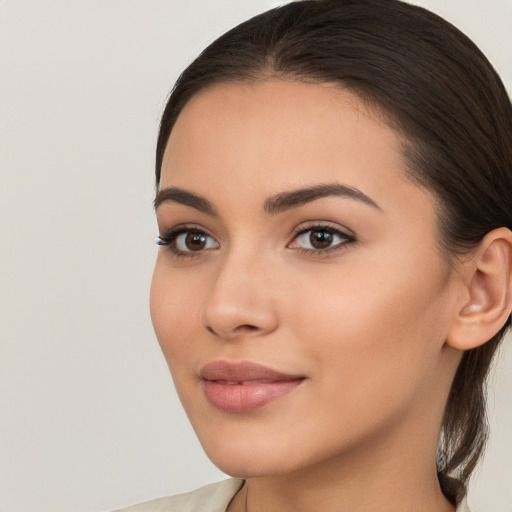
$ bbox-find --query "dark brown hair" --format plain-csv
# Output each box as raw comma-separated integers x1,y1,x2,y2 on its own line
155,0,512,502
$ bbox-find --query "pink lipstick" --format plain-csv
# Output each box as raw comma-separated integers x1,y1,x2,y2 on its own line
200,361,305,413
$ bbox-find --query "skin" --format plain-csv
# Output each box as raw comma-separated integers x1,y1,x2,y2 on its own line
150,80,466,512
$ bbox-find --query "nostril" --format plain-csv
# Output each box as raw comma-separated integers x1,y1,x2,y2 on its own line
206,324,259,337
235,324,258,333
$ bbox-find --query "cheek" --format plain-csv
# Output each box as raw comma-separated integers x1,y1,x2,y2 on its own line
285,252,451,415
149,259,202,373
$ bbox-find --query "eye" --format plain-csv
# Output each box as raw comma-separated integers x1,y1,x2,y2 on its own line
157,226,219,255
288,224,355,253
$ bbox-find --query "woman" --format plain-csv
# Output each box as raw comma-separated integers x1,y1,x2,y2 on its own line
118,0,512,510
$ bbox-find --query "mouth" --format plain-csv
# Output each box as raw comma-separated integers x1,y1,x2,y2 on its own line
199,361,306,413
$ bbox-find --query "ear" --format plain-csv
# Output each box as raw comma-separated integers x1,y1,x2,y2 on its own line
447,227,512,350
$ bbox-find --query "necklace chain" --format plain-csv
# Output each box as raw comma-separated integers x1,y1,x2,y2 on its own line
244,482,249,512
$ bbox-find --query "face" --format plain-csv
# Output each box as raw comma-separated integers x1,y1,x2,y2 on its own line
150,80,461,478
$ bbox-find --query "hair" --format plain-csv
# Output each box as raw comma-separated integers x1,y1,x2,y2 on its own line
155,0,512,503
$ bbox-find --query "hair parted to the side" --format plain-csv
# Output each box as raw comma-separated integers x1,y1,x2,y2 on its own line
155,0,512,503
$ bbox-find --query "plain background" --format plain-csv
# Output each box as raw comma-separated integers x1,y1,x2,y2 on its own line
1,1,511,511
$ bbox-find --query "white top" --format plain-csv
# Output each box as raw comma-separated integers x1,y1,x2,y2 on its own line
114,478,471,512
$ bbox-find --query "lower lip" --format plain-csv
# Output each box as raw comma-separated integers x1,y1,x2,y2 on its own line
203,379,304,413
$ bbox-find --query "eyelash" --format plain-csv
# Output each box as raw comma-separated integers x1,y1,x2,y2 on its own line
157,224,218,258
289,223,356,256
157,223,355,258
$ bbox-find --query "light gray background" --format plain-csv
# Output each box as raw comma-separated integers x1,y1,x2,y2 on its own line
1,1,511,511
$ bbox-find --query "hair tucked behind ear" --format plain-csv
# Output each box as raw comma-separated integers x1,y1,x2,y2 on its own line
155,0,512,501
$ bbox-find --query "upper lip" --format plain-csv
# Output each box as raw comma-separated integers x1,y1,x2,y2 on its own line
199,360,305,382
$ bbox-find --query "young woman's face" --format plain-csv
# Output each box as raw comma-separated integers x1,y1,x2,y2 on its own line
151,80,461,477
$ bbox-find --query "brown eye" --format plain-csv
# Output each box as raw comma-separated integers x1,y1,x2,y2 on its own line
288,225,354,253
157,228,219,255
309,230,334,249
174,230,219,253
184,231,208,251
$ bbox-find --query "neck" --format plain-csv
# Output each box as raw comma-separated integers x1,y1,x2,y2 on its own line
228,401,456,512
231,449,455,512
242,460,454,512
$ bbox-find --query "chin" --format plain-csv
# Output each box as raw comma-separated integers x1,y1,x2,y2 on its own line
197,422,347,481
208,451,296,480
195,426,305,478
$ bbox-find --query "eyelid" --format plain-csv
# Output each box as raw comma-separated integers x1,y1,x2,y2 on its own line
157,223,219,257
291,220,355,238
288,221,356,254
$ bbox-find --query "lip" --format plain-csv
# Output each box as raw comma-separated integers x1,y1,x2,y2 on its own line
199,361,306,413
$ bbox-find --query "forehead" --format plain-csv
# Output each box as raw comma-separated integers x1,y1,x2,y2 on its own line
162,80,402,189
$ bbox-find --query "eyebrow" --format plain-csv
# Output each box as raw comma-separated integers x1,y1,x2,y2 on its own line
264,183,381,214
154,183,381,215
154,187,218,216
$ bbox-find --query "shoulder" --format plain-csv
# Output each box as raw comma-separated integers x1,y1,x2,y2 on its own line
113,479,245,512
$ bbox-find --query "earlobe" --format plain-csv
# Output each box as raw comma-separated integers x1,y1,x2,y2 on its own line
446,227,512,351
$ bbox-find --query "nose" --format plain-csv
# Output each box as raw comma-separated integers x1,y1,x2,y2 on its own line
201,251,279,341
